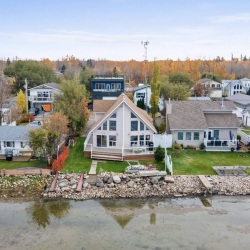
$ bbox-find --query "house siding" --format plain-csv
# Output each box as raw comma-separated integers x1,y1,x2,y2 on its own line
172,130,204,147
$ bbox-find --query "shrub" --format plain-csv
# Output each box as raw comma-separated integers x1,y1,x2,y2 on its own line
237,135,241,141
172,142,182,151
154,145,165,162
200,143,205,150
18,114,35,123
51,147,69,173
158,119,166,134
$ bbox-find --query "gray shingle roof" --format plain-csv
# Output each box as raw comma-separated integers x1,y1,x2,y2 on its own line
225,93,250,105
0,126,31,141
28,82,60,90
167,100,238,130
204,113,240,128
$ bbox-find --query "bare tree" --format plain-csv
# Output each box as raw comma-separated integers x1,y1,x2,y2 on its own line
0,74,12,125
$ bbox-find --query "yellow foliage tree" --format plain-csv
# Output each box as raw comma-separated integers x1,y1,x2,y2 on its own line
16,90,26,113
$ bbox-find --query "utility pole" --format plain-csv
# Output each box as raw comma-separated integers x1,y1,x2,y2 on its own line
25,78,28,114
142,41,149,113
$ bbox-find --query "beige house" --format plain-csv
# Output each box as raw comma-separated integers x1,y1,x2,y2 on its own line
84,93,157,161
195,78,222,99
166,100,240,151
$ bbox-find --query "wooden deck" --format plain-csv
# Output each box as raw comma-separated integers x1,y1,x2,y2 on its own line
198,175,212,189
1,169,51,176
0,155,33,161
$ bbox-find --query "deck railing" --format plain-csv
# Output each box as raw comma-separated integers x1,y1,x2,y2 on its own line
205,139,238,151
29,96,54,102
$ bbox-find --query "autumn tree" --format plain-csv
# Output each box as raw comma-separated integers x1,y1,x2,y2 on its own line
193,83,203,97
43,111,69,156
53,80,90,135
0,74,12,125
150,62,161,123
4,60,57,93
29,128,47,157
16,90,26,113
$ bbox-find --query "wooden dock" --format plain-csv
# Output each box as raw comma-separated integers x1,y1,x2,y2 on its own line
75,173,84,192
198,175,212,189
49,171,59,192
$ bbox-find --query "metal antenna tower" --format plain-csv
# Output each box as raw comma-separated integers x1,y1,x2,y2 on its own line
141,41,149,112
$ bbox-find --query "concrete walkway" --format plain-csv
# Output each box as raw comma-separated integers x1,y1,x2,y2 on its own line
89,160,98,175
82,112,95,137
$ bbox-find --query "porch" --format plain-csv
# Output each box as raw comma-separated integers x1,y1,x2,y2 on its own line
204,139,238,151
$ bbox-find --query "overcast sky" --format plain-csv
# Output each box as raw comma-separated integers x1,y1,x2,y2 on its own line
0,0,250,61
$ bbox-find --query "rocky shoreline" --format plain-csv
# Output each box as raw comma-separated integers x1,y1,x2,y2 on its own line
1,173,250,200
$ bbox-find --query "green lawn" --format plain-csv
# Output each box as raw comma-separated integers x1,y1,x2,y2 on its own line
0,159,41,170
241,126,250,135
96,150,250,175
61,137,92,173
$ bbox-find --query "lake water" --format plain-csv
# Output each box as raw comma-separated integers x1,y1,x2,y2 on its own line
0,196,250,250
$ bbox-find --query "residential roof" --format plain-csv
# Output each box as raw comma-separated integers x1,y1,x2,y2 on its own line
133,84,150,94
225,93,250,105
189,97,211,101
28,82,60,90
196,78,220,84
93,100,117,112
2,96,17,109
90,93,156,132
0,126,31,141
167,100,238,130
204,113,240,128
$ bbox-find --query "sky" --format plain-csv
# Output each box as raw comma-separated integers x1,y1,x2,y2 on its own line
0,0,250,61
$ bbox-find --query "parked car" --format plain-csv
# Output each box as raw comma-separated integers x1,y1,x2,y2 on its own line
28,121,42,127
29,107,39,116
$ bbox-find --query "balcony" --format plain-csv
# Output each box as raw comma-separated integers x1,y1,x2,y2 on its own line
29,96,54,102
204,139,238,151
92,89,122,92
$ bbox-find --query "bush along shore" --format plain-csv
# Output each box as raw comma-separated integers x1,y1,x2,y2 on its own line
1,173,250,200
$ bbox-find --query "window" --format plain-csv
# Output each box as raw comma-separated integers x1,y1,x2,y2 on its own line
214,130,219,139
97,135,107,147
111,83,121,90
140,135,144,146
177,132,183,140
212,84,215,88
109,121,116,131
140,121,144,131
186,132,191,140
103,121,107,130
146,126,150,130
96,83,105,89
217,84,220,88
109,136,116,147
146,135,150,145
136,93,145,98
131,112,137,118
6,141,13,147
97,126,101,130
21,142,25,148
131,136,138,146
194,132,199,141
110,113,116,118
131,121,138,131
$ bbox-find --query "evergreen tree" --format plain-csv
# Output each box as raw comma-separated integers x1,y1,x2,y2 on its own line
6,58,11,66
137,98,145,110
86,59,93,68
113,67,118,77
61,64,66,73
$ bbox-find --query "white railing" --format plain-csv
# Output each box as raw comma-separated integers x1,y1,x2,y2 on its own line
123,146,155,156
205,139,238,151
84,132,92,150
165,154,173,175
238,129,250,144
93,89,121,92
29,96,54,102
0,148,31,156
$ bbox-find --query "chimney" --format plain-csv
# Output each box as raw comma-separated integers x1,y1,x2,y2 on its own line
166,98,172,115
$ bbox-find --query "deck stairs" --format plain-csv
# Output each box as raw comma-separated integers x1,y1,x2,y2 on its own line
91,151,123,161
206,176,217,194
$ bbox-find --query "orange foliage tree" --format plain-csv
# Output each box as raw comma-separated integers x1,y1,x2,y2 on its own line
51,147,69,173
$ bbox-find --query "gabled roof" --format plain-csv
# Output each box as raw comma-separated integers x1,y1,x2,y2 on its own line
90,93,156,132
196,78,220,84
0,126,31,141
167,100,238,130
204,113,240,128
28,82,60,90
189,97,211,101
93,100,116,112
133,84,150,94
225,93,250,105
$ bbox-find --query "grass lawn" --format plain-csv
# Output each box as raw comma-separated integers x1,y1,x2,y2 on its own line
241,126,250,135
61,137,92,173
0,159,42,170
96,150,250,175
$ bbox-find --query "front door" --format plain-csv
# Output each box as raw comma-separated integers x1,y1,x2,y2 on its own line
208,131,212,140
107,84,110,91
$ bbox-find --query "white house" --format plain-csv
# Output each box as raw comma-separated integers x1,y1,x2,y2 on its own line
84,93,157,161
222,78,250,96
225,93,250,111
28,82,61,111
195,78,222,99
0,126,32,156
165,100,240,151
242,111,250,127
133,84,164,111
